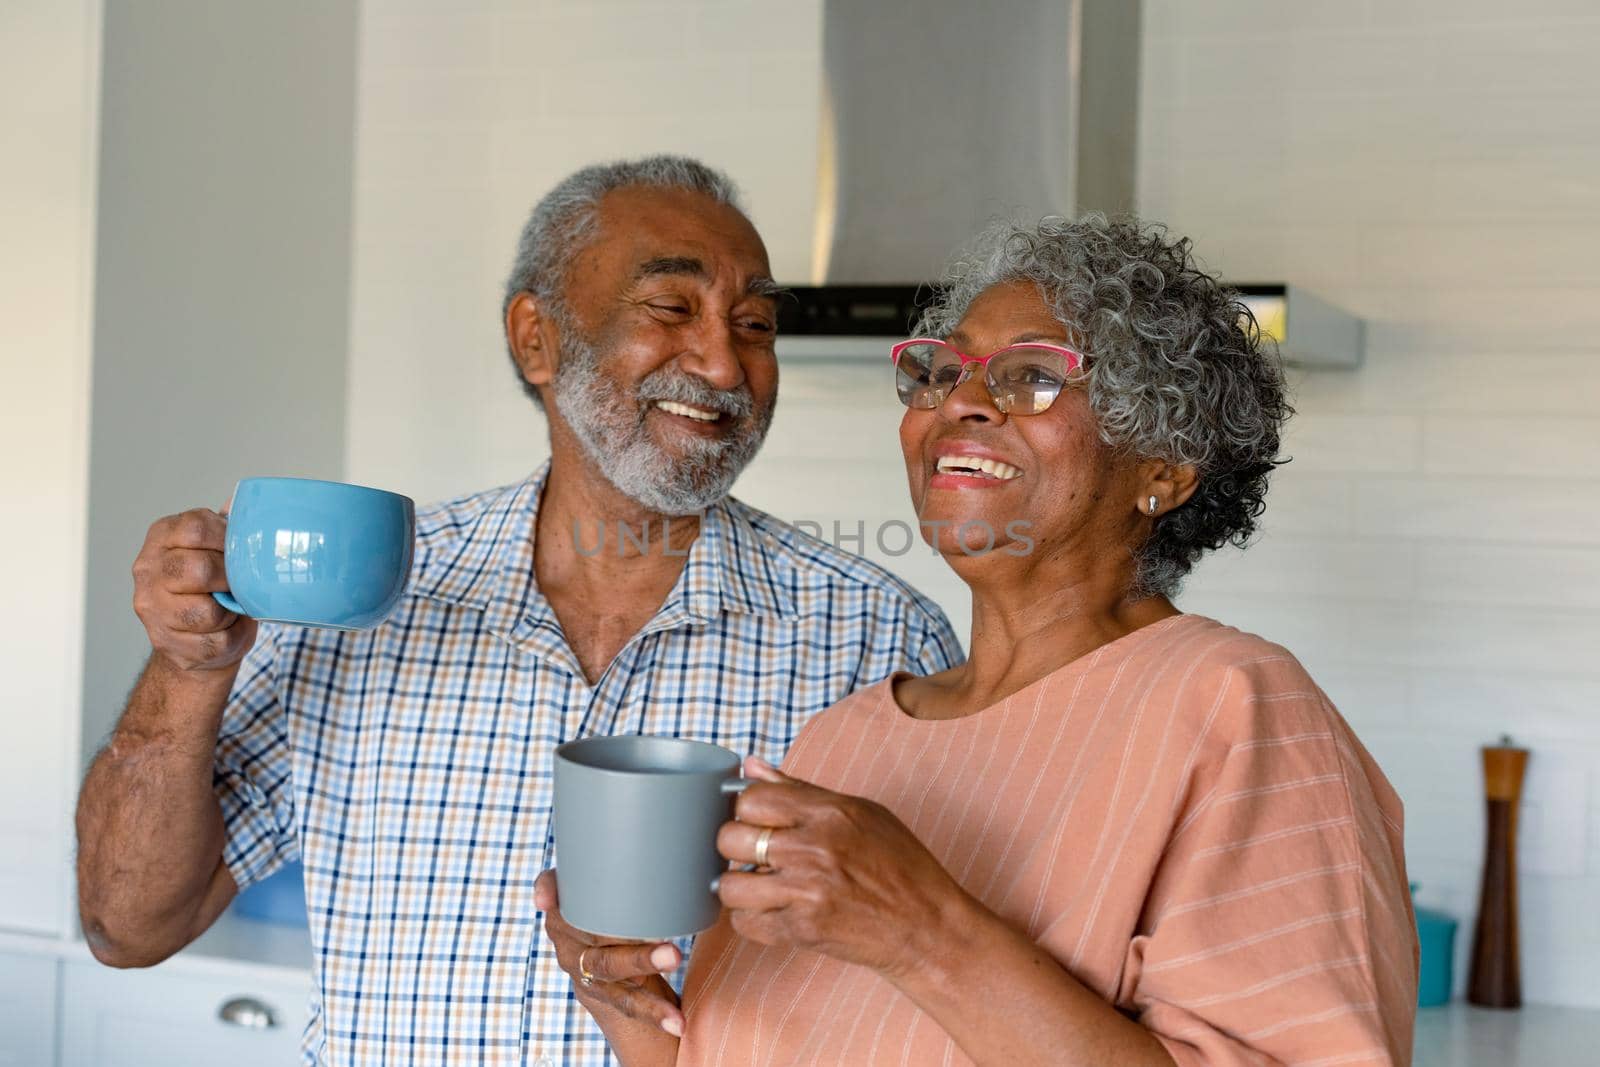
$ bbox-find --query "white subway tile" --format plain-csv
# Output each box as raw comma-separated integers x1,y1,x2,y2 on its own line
1305,663,1411,730
1370,0,1600,27
1427,155,1600,223
1361,351,1600,416
1256,471,1357,536
533,5,689,62
1418,543,1600,611
1588,781,1600,878
1352,476,1600,545
1517,873,1600,1008
357,126,495,188
1175,0,1371,36
1285,28,1431,98
359,72,525,127
1402,797,1486,868
1519,748,1593,878
1362,224,1600,289
684,0,821,58
1179,35,1292,102
1412,603,1600,675
1279,412,1423,474
1175,592,1413,669
363,10,499,71
1187,536,1416,601
1360,730,1484,812
1428,23,1600,95
1422,415,1600,478
1410,672,1600,742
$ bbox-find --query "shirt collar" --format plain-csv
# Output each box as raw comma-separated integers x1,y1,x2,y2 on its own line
409,461,798,644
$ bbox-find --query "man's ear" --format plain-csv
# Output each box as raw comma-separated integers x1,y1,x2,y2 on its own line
506,292,560,394
1137,458,1201,518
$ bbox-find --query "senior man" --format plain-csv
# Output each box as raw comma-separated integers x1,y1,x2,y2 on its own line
75,155,961,1066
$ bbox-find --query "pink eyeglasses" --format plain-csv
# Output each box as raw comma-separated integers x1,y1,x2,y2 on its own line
889,338,1085,415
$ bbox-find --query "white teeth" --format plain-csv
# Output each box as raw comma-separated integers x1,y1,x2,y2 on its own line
655,400,720,422
936,455,1021,480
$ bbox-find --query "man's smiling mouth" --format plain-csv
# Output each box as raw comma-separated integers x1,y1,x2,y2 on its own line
654,399,723,422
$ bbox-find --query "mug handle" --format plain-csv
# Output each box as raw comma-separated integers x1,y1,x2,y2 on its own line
212,491,245,617
712,778,758,892
213,590,248,616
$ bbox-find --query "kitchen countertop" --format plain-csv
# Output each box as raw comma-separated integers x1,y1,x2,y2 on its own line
1413,1002,1600,1066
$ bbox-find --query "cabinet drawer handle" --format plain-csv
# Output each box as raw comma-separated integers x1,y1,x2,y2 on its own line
218,996,279,1029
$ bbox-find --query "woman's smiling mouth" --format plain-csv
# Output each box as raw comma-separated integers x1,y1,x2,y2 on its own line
934,454,1022,480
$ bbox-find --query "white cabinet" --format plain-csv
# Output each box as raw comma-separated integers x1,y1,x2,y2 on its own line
0,950,58,1067
59,958,310,1067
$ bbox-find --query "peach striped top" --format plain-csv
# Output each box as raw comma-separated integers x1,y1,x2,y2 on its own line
678,614,1418,1066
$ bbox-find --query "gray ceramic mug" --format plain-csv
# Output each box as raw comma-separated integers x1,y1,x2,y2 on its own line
552,735,748,940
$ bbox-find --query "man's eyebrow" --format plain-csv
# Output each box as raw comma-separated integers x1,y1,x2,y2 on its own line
634,255,709,281
631,258,785,302
746,276,789,302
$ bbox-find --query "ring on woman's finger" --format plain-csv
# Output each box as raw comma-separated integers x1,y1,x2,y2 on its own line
754,826,775,868
578,947,597,987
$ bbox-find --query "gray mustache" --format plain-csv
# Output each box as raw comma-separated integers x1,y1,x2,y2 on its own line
636,369,755,419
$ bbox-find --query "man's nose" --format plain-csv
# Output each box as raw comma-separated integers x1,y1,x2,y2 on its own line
676,319,747,392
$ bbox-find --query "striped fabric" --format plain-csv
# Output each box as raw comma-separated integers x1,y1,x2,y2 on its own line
210,462,962,1066
679,614,1418,1067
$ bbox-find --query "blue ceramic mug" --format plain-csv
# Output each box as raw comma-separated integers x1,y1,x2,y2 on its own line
214,477,415,630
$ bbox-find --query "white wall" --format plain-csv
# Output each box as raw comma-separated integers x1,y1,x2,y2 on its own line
80,0,360,760
345,0,824,500
0,0,101,938
1139,0,1600,1006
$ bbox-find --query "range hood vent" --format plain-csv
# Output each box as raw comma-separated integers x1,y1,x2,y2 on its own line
790,0,1363,370
775,283,1364,370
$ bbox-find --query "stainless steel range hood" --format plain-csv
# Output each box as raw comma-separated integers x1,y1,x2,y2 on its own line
780,0,1362,369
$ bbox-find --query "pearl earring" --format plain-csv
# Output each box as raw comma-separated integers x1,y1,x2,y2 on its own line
1147,495,1159,516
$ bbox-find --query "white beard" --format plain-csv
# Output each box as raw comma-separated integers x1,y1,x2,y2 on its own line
549,315,774,516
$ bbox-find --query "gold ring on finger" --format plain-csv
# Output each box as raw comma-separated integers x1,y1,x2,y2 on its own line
578,947,596,987
754,826,775,868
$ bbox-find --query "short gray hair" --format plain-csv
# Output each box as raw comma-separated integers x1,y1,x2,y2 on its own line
502,155,745,407
914,213,1292,598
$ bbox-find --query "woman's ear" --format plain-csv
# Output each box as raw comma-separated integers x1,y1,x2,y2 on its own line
1138,459,1201,518
506,291,559,394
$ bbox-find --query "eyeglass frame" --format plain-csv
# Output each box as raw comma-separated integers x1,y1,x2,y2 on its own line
888,337,1086,415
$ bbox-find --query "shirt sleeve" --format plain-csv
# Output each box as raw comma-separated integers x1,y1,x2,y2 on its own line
1121,665,1417,1066
909,598,964,675
212,624,299,891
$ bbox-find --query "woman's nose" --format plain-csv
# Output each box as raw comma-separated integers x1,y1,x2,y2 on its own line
939,367,1004,423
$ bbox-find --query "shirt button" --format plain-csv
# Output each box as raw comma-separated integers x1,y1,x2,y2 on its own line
533,1057,553,1067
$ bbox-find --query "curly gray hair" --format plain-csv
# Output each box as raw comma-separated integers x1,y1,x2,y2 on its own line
913,213,1292,598
501,155,746,408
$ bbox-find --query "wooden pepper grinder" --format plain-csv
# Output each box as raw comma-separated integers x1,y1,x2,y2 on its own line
1467,734,1529,1008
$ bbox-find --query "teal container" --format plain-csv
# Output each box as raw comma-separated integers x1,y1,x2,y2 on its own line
234,860,308,927
1411,882,1457,1007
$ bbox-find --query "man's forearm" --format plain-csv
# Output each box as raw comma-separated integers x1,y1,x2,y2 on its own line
76,654,237,966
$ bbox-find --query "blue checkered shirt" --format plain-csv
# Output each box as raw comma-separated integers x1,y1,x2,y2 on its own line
213,463,962,1065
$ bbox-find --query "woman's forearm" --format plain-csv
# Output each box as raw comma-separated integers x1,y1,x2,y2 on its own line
581,997,679,1066
890,892,1175,1067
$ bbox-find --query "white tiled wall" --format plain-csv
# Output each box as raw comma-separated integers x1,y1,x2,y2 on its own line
1140,0,1600,1006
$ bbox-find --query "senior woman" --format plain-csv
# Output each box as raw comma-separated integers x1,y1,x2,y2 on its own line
537,214,1419,1065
